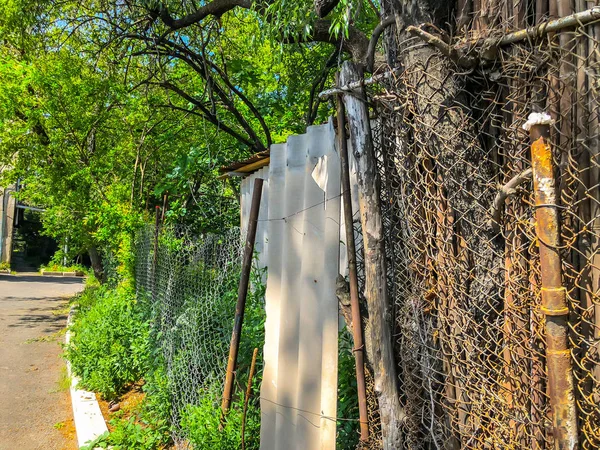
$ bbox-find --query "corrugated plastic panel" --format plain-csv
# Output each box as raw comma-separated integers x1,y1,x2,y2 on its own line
240,119,341,450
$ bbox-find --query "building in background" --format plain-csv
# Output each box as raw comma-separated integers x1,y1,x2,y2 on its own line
0,185,16,265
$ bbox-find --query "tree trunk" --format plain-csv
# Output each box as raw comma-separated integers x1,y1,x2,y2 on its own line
88,245,105,283
379,1,503,444
341,60,404,450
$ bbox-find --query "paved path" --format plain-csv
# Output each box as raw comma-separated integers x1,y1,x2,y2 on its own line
0,274,84,450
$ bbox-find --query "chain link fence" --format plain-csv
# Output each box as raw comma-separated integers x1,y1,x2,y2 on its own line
130,11,600,448
134,224,246,447
367,8,600,450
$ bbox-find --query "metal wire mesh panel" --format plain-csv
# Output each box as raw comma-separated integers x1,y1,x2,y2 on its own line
370,10,600,450
135,224,243,447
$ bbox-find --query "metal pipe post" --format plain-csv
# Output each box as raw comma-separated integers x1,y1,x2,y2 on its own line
152,206,161,302
221,177,263,418
337,90,369,441
529,123,579,450
161,193,169,223
241,347,259,450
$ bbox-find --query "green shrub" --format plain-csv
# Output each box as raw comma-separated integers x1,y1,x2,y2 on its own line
66,286,149,399
140,365,172,441
41,262,90,274
178,263,266,450
81,418,163,450
42,251,91,274
79,367,172,450
337,332,360,449
180,394,260,450
68,246,267,449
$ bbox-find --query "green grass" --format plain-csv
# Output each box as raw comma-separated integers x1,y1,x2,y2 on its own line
40,262,89,274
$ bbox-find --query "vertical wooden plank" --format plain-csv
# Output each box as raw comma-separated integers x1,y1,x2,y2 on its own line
341,61,404,449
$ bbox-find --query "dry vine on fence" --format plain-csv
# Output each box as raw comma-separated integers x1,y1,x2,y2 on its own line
356,3,600,449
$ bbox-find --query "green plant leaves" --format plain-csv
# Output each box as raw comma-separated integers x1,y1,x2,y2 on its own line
66,286,150,400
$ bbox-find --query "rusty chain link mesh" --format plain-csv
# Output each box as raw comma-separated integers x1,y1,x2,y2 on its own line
365,5,600,449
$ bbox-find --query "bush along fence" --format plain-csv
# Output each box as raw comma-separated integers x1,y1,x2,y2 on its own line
134,221,267,448
132,211,362,449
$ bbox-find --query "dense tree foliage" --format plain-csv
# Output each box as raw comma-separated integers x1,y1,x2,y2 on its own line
0,0,382,274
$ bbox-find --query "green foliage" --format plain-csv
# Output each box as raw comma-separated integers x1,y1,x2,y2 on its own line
70,284,173,449
178,262,266,449
81,417,165,450
81,393,172,450
68,246,267,448
180,394,261,450
66,286,150,400
40,259,89,274
337,332,361,449
140,366,173,439
0,0,382,259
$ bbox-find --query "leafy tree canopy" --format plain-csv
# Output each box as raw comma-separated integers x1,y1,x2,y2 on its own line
0,0,382,276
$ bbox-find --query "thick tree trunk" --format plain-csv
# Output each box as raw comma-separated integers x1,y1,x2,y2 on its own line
406,45,502,444
341,60,404,450
379,1,503,444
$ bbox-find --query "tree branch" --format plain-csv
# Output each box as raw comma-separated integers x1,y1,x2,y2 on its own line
152,0,252,31
157,82,258,149
204,57,273,148
130,37,266,150
489,168,532,233
367,16,397,73
14,110,50,146
153,2,370,64
299,20,369,64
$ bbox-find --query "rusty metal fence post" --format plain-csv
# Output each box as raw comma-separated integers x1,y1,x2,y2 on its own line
527,115,579,449
152,205,161,303
221,177,263,419
336,88,369,441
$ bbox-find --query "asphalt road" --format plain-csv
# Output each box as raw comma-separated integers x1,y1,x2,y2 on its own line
0,274,84,450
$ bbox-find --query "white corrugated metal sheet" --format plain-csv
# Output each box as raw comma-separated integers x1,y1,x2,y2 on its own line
240,119,341,450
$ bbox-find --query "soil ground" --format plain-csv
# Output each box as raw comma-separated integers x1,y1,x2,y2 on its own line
0,274,84,450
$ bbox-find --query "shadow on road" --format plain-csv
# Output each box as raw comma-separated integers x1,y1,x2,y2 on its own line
7,307,68,333
0,274,84,285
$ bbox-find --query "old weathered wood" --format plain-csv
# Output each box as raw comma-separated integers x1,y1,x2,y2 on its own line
336,88,369,441
340,60,404,449
161,193,169,222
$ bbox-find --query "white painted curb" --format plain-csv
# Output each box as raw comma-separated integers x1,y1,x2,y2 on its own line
66,308,109,448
